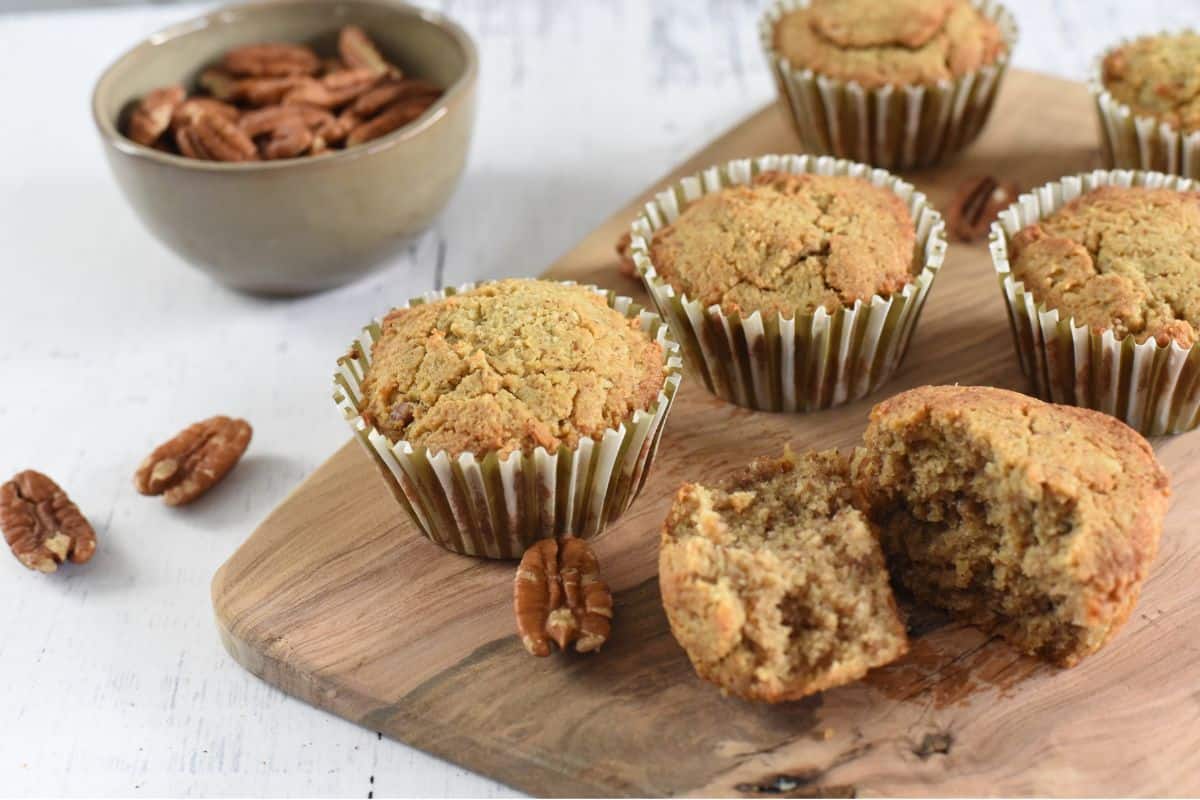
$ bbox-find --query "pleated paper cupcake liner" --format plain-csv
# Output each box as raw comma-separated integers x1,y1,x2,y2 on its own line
629,154,947,412
1092,34,1200,178
332,282,684,559
759,0,1017,171
990,169,1200,436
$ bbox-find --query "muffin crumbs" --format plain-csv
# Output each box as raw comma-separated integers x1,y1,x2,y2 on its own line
853,385,1170,667
659,449,908,702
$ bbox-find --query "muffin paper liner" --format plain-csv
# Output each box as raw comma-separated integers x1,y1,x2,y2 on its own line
1092,35,1200,178
990,169,1200,436
759,0,1017,171
333,282,684,559
629,154,947,412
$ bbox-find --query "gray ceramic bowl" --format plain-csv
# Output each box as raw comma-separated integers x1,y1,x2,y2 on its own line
92,0,477,295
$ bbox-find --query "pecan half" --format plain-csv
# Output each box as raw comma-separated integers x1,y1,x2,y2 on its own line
240,105,333,136
320,56,347,76
126,84,186,146
134,416,252,506
198,69,309,107
946,175,1020,243
197,68,239,101
352,78,441,117
233,75,311,107
283,68,381,110
314,110,360,147
222,42,320,78
1,471,96,573
263,117,314,160
615,231,638,279
338,25,400,77
176,114,257,162
346,97,430,146
514,538,613,656
171,98,240,132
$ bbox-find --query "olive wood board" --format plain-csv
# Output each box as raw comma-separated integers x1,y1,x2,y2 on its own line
212,69,1200,797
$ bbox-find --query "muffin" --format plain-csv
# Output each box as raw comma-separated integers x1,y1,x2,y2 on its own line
647,170,915,319
1010,185,1200,347
660,450,909,702
990,170,1200,434
629,154,947,411
333,279,683,558
1095,32,1200,177
853,385,1170,667
760,0,1016,170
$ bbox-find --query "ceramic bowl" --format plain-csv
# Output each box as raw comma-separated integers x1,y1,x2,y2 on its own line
91,0,478,295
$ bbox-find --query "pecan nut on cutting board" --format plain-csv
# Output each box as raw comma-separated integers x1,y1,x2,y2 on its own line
134,416,252,506
946,175,1021,242
514,538,613,656
1,471,97,573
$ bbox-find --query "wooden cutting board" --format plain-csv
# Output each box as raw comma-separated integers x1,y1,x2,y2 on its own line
212,69,1200,797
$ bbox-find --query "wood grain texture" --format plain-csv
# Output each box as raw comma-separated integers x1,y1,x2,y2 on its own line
212,70,1200,798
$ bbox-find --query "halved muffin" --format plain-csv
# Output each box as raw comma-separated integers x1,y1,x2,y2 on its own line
659,450,908,702
853,385,1170,667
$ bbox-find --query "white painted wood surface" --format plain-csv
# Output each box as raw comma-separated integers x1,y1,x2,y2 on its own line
0,1,1191,796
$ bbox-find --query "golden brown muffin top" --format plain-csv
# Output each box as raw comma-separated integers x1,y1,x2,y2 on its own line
357,279,666,458
772,0,1007,89
858,385,1170,521
1010,185,1200,347
1102,32,1200,132
659,450,908,702
647,172,917,318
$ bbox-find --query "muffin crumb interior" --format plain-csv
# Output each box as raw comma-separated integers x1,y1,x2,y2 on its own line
853,385,1170,667
660,450,908,702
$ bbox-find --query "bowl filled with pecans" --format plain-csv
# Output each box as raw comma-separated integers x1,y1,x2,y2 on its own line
91,0,477,295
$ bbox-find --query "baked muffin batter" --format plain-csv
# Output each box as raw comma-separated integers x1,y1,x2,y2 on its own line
1103,32,1200,132
660,450,908,702
853,385,1170,667
1010,185,1200,347
647,171,917,318
358,279,665,458
773,0,1006,89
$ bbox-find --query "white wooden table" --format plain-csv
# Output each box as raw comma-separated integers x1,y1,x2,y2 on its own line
0,1,1191,795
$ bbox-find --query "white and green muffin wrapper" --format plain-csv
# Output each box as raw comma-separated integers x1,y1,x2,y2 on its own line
629,154,947,412
990,169,1200,436
1092,35,1200,179
759,0,1016,171
332,282,683,559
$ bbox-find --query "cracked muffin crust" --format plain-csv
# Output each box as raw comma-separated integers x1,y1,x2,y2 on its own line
646,171,917,319
853,385,1170,667
659,450,909,702
358,279,666,458
1102,32,1200,133
772,0,1007,90
1010,185,1200,347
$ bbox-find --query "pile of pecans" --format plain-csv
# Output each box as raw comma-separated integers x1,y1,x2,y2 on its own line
123,25,443,162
